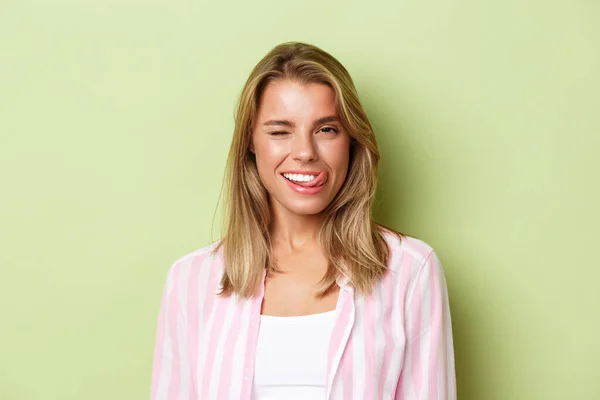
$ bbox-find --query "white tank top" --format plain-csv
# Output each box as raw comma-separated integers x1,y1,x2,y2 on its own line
251,310,337,400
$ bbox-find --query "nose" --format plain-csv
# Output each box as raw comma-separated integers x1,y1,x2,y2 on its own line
291,133,318,163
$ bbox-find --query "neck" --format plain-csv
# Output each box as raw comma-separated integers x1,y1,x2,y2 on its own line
269,203,324,253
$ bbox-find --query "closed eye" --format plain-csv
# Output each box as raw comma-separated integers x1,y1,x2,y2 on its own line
268,127,339,136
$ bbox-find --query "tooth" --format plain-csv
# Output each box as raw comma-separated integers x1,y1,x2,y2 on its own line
283,173,318,182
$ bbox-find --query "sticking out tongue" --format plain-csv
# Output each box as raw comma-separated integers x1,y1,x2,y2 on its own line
286,171,326,187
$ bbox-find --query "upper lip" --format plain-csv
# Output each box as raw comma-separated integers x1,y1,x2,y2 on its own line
280,170,323,175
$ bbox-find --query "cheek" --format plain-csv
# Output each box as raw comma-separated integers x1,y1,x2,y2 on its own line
328,139,351,172
254,140,286,171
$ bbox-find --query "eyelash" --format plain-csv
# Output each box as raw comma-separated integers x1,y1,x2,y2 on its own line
269,127,339,136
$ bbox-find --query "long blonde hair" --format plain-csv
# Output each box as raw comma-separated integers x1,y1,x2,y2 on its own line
213,41,405,299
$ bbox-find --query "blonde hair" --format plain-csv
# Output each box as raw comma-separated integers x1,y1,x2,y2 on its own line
213,41,405,299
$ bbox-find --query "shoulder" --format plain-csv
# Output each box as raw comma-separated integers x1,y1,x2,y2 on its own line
172,238,223,266
380,229,445,288
381,229,436,271
164,238,225,284
158,239,227,319
379,230,448,303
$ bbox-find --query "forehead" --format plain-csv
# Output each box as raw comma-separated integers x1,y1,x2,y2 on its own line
256,80,337,120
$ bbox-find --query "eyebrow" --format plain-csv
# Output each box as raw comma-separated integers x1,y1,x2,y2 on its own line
262,115,339,128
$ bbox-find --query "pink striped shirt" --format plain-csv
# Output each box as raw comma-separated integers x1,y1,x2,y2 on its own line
150,231,456,399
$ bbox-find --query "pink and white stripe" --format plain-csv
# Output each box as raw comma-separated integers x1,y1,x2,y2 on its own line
150,232,456,399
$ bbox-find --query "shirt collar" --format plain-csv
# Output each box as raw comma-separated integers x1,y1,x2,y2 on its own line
336,274,351,289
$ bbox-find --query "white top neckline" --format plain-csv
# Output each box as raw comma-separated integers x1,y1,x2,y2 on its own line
259,309,336,320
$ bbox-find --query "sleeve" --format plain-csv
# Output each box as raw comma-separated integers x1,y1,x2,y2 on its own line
395,249,457,399
150,264,193,399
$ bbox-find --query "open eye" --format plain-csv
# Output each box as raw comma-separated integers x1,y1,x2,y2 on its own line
320,126,339,134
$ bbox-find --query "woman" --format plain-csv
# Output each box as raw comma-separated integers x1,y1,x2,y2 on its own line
150,42,456,400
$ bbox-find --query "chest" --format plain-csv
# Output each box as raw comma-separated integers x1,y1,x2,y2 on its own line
191,284,407,400
260,251,339,316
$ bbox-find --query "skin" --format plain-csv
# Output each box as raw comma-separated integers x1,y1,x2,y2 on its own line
251,79,351,316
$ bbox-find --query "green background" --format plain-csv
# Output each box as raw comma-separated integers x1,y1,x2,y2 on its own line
1,0,598,399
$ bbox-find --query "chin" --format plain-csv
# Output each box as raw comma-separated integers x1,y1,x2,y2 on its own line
284,202,328,216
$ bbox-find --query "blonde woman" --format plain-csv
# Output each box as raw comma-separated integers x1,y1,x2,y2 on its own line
150,42,456,400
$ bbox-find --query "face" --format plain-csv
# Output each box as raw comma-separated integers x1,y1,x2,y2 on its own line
251,79,351,217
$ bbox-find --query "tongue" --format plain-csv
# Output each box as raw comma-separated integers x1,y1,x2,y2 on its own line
292,179,317,187
287,172,326,187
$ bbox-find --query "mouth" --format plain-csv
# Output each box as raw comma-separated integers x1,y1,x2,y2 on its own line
280,171,327,187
